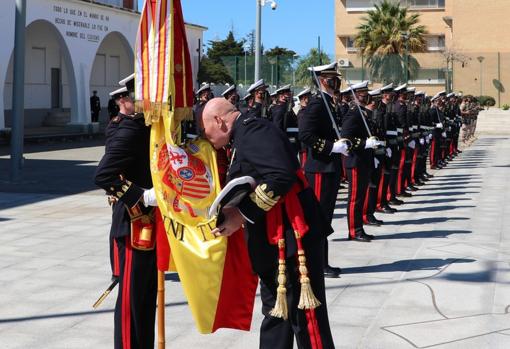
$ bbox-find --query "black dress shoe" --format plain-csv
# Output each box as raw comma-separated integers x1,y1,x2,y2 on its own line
368,215,384,224
352,233,371,242
328,265,342,274
377,205,397,214
383,205,397,213
414,180,425,186
424,172,434,178
365,216,381,226
407,185,419,191
397,191,412,198
364,232,375,240
389,198,403,206
323,266,341,278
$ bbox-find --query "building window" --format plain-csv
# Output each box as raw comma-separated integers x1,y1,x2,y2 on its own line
345,0,445,11
410,68,445,84
402,0,445,9
426,35,445,51
346,36,358,52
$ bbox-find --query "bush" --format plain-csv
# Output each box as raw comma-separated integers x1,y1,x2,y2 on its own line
476,95,496,107
502,104,510,111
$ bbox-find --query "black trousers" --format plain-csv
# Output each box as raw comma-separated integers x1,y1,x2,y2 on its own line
113,236,157,349
346,167,370,238
259,233,335,349
365,160,382,219
305,171,341,266
92,111,100,122
377,163,391,209
387,145,400,200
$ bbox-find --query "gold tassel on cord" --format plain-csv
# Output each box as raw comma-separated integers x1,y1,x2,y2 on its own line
269,239,288,320
297,249,321,310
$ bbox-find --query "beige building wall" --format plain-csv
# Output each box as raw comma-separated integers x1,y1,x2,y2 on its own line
335,0,510,105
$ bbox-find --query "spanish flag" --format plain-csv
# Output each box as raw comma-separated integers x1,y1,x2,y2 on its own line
135,0,257,334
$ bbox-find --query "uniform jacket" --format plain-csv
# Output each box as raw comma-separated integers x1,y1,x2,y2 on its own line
94,113,152,238
298,94,342,174
341,106,374,171
228,115,331,274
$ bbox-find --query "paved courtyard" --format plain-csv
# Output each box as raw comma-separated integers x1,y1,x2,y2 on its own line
1,131,510,348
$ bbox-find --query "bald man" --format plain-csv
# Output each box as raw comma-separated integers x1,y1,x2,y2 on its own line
202,98,335,349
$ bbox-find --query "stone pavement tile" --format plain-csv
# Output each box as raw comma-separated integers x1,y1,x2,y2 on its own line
381,313,510,349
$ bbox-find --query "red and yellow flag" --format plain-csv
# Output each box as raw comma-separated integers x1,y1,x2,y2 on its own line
135,0,257,334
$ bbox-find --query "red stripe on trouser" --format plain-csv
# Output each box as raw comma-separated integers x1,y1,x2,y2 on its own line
397,149,405,194
314,173,322,200
113,239,120,277
430,139,436,167
349,168,358,238
362,187,369,222
305,309,324,349
300,151,307,167
122,237,133,349
377,166,385,209
411,148,418,184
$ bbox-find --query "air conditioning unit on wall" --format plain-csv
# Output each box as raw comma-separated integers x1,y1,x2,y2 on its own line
338,58,350,67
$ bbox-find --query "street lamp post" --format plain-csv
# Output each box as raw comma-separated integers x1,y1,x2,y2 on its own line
10,0,26,182
255,0,277,81
477,56,485,96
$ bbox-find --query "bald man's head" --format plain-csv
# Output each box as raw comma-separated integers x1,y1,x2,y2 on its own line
202,98,240,149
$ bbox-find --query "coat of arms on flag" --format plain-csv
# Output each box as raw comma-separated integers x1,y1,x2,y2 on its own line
135,0,258,336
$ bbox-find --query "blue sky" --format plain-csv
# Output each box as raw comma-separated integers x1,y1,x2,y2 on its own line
137,0,335,56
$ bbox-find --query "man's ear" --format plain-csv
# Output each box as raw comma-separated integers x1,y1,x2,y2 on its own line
214,115,223,128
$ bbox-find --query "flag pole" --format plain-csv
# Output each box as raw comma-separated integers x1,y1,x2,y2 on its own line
158,270,165,349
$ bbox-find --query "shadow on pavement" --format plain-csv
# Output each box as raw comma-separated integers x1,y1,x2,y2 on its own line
414,191,479,197
395,205,476,213
0,300,188,324
341,257,475,274
383,217,469,226
0,138,105,157
0,158,100,210
372,229,472,240
409,197,472,205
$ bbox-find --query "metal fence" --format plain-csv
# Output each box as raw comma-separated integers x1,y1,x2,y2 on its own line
211,51,510,108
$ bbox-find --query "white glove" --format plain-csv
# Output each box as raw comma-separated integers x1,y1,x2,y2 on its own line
365,137,379,149
419,138,425,145
386,147,392,158
442,132,447,138
436,122,443,128
331,140,350,156
428,133,434,140
143,188,158,207
374,157,380,168
408,140,416,149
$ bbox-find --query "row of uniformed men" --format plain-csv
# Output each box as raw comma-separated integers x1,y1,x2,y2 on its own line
194,61,469,279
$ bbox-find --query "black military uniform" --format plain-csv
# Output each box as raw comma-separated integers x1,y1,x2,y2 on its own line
298,83,342,275
341,82,374,242
228,114,335,349
190,84,212,136
90,91,101,122
108,96,120,120
363,89,386,226
95,78,157,349
429,92,446,169
246,79,269,119
393,86,412,197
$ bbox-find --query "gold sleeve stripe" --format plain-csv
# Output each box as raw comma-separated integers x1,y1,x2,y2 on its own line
255,186,278,206
249,192,273,211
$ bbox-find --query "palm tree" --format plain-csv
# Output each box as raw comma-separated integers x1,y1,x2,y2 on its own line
354,0,427,84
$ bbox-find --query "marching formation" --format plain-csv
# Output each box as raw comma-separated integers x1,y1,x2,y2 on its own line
95,61,482,349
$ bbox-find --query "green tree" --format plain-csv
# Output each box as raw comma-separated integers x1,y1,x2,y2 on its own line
265,47,297,87
294,48,331,88
198,31,246,84
354,0,427,84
